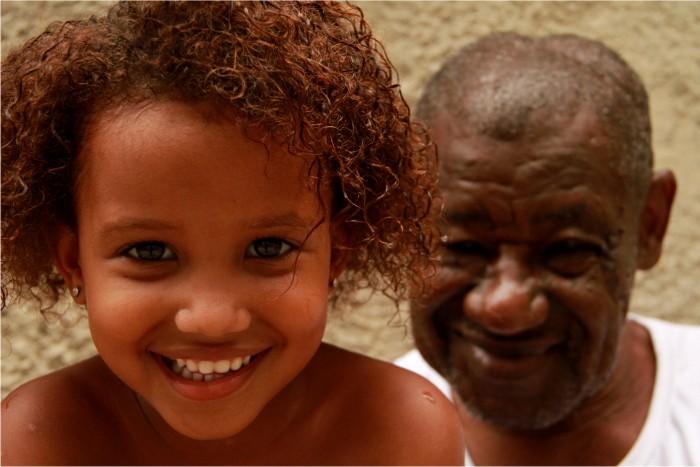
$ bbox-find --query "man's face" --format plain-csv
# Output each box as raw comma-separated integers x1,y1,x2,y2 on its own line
412,107,642,430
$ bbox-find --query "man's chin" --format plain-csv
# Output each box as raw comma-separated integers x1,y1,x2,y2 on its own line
452,381,585,433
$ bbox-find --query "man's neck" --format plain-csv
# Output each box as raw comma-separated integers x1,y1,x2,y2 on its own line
456,320,656,466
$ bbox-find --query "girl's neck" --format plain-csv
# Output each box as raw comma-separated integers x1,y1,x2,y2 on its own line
128,372,313,465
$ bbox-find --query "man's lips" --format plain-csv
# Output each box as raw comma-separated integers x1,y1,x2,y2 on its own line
451,322,565,354
450,328,565,380
467,335,562,358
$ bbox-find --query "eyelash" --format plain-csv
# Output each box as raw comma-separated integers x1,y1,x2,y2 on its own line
245,238,296,260
123,242,176,261
545,239,603,258
121,238,297,262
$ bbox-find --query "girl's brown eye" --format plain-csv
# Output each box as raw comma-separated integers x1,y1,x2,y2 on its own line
125,242,176,261
246,238,293,259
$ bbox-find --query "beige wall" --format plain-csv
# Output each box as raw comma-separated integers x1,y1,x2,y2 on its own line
2,1,699,399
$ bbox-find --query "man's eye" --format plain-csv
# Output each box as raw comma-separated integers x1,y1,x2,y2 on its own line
442,240,490,257
547,239,602,257
125,242,176,261
440,239,492,267
545,239,603,276
246,238,294,259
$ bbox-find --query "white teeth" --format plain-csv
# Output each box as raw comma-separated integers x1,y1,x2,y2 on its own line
198,360,214,375
230,357,243,371
167,355,255,382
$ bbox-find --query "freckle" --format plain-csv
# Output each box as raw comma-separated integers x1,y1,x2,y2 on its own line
422,391,436,404
28,423,37,432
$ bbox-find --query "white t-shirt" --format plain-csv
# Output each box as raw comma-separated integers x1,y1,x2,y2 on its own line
395,314,700,465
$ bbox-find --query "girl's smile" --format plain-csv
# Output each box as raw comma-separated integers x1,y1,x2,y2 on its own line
1,2,464,463
155,350,264,401
55,99,340,440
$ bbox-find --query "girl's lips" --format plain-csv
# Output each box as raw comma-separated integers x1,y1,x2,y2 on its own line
153,349,268,401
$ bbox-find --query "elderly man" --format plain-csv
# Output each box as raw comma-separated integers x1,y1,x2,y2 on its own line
397,32,700,465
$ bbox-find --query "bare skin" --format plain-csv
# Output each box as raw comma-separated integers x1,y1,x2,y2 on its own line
455,320,655,465
1,100,465,466
2,344,464,465
411,102,676,465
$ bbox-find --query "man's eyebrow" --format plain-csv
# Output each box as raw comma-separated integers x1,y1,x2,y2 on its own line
444,203,608,232
444,209,491,225
533,203,605,230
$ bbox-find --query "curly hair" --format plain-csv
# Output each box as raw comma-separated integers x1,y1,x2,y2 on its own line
2,1,438,312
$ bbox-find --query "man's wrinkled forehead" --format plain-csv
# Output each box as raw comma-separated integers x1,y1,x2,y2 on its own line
435,99,617,178
433,105,631,237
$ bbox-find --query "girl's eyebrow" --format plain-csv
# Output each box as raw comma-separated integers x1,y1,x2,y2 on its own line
248,212,318,230
99,218,178,239
100,212,317,238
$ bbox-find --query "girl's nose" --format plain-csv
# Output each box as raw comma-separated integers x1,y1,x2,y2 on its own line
463,249,548,335
174,286,252,337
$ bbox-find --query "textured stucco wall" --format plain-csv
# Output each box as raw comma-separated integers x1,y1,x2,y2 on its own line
2,1,699,399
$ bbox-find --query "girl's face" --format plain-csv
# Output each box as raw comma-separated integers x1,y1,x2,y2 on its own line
56,100,341,440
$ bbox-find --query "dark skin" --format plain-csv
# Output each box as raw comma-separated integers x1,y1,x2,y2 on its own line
1,101,465,466
2,346,465,466
412,102,676,465
453,320,655,465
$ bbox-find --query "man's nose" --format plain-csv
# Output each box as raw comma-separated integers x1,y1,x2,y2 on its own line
463,249,548,335
174,281,252,337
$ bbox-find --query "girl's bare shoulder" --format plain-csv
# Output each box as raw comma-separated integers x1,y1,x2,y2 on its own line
1,356,132,465
309,343,465,465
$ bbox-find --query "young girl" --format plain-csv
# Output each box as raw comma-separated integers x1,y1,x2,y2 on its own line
1,2,464,465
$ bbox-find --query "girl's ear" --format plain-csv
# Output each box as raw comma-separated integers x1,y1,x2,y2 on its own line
329,244,351,283
328,215,352,285
48,225,86,305
637,169,676,270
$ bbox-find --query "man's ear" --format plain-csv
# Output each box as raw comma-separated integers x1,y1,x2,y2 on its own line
48,225,86,304
637,169,677,270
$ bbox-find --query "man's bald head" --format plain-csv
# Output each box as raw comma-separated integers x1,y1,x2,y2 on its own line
417,32,653,203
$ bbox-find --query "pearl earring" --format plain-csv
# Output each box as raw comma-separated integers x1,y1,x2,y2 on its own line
71,287,80,297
